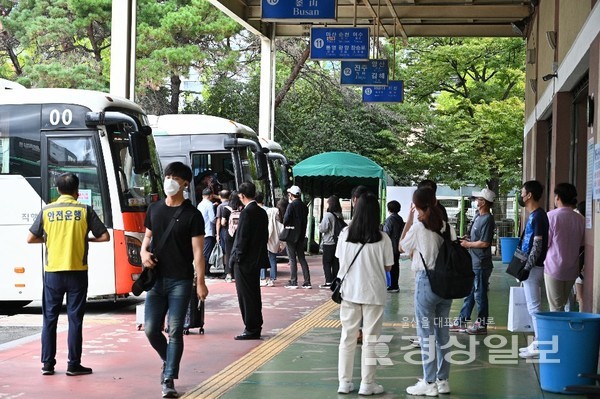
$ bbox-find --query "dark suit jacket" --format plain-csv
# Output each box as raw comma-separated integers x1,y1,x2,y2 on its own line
231,201,268,270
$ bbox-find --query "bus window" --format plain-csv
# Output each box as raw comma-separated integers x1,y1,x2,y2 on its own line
244,148,269,202
46,136,107,224
191,152,237,200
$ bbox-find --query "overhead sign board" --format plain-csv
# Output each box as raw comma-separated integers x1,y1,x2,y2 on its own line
310,27,369,60
362,80,404,103
340,59,388,86
262,0,336,21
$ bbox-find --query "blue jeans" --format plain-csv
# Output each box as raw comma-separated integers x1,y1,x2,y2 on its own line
144,277,192,380
414,271,452,383
41,271,88,367
203,236,216,274
458,267,492,326
260,251,277,280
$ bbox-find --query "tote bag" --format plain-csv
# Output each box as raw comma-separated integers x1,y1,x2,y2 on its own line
507,286,534,332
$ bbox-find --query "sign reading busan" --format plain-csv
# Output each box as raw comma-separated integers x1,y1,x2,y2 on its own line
310,27,369,60
340,59,388,86
362,80,404,103
262,0,336,21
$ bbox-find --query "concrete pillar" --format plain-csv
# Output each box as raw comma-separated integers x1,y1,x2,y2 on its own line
109,0,137,100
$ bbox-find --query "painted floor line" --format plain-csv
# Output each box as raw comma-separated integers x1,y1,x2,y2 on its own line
182,300,338,399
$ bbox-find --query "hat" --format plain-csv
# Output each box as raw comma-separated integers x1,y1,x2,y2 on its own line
287,185,301,196
472,188,495,203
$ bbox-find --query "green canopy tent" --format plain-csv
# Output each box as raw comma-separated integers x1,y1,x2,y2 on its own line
293,152,387,201
292,152,387,251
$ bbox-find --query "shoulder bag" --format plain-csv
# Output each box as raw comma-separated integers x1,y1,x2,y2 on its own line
506,230,528,280
330,243,366,304
132,203,186,296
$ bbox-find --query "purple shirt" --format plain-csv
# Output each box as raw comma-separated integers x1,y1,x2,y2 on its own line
544,207,585,281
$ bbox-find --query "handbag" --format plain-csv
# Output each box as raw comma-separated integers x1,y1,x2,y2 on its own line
208,244,224,274
506,231,528,279
279,226,298,243
507,285,534,332
330,243,366,304
132,202,186,296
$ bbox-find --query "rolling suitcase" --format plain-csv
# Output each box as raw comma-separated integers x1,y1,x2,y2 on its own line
184,289,205,335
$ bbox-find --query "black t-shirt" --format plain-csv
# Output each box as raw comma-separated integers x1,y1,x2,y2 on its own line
144,199,205,280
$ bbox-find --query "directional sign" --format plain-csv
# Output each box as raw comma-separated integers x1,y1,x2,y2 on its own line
362,80,404,103
310,27,369,60
262,0,336,21
340,59,388,86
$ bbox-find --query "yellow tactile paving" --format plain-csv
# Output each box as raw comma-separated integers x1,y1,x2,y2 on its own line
182,300,339,399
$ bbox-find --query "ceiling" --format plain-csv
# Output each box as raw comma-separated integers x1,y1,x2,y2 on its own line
211,0,535,40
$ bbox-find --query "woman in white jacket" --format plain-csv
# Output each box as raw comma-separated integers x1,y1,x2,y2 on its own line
336,192,393,396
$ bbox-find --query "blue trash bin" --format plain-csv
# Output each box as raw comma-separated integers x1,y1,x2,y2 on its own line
536,312,600,393
500,237,519,263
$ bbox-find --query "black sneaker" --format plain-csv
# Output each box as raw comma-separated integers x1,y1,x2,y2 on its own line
41,363,55,375
319,282,332,289
161,378,178,398
302,282,312,289
66,364,93,376
387,287,400,293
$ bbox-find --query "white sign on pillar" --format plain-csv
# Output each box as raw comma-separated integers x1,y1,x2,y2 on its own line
259,33,276,140
109,0,137,100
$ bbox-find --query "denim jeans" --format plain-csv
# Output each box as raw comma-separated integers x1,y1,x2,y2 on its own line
414,271,452,383
287,239,310,285
203,236,216,274
260,251,278,280
41,271,88,367
145,277,193,380
458,267,493,325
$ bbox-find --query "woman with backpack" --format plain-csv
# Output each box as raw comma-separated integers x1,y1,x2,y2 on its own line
399,187,456,396
336,193,393,395
318,195,346,288
222,191,243,283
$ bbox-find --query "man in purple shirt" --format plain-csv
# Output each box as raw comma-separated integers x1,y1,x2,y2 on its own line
544,183,585,311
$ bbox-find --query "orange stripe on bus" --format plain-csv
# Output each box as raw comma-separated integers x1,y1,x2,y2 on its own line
122,212,145,233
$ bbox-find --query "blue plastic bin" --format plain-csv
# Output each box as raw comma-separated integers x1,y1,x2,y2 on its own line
536,312,600,393
500,237,519,263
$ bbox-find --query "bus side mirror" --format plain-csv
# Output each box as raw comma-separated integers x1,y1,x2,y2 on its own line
281,162,294,188
129,132,152,174
255,150,269,181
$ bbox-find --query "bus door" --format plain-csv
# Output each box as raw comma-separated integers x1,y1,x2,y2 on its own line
191,152,238,202
0,104,44,303
41,132,115,298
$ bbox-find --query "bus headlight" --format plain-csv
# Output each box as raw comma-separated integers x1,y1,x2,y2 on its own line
125,235,142,266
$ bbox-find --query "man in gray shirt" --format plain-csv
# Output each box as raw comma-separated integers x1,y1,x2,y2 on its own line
450,188,496,335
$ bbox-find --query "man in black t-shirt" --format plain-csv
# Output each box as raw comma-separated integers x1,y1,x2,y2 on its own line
140,162,208,398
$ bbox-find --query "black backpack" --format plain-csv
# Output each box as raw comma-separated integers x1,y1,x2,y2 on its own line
332,213,347,244
419,227,474,299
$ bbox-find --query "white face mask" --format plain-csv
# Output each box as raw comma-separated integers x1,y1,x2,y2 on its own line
163,178,180,196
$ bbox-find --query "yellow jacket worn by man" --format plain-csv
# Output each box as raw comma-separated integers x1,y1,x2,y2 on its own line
27,172,109,377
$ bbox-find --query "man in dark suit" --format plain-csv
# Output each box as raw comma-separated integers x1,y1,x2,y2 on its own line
230,182,268,340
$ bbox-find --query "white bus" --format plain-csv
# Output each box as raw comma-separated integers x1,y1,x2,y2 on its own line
0,78,26,90
258,136,293,206
0,89,163,308
150,114,277,205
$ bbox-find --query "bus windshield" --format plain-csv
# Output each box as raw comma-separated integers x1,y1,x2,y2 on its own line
108,123,162,211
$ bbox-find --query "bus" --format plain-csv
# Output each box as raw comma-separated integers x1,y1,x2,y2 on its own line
150,114,275,205
0,89,162,308
258,136,293,206
0,78,26,90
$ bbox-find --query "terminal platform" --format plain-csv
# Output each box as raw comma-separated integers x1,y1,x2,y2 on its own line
0,256,588,398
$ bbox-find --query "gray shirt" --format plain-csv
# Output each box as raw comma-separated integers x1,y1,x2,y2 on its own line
469,213,495,268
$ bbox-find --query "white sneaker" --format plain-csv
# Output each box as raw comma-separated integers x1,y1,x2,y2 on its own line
266,280,274,287
259,279,268,287
436,379,450,394
519,347,540,359
406,379,438,396
358,382,384,395
337,381,354,394
409,337,421,348
519,341,538,353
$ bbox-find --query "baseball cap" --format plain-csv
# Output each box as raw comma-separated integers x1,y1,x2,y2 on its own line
287,185,301,196
472,188,495,203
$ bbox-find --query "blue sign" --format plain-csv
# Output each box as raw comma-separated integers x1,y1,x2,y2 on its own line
340,59,388,86
262,0,336,21
310,27,369,60
362,80,404,103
